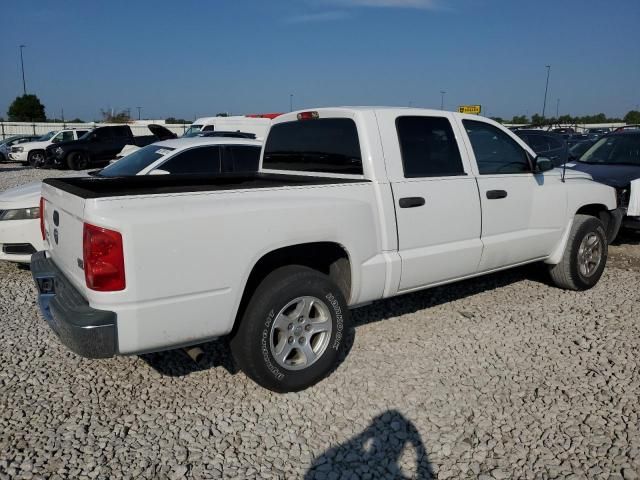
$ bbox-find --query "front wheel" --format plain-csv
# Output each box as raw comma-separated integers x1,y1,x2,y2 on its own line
230,266,350,392
548,214,608,290
28,150,45,168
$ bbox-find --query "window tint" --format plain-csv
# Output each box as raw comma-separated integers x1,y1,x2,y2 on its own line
111,126,130,137
396,116,464,177
99,145,175,177
76,130,89,138
463,120,531,174
202,125,215,132
159,146,221,174
263,118,362,174
59,131,75,142
227,145,260,173
527,135,551,152
94,128,112,140
548,136,564,149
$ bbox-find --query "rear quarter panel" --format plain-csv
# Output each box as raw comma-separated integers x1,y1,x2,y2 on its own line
85,182,385,354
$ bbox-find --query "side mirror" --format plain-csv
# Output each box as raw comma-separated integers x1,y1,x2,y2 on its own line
535,157,554,173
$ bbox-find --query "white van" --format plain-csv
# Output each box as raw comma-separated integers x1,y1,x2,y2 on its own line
182,115,277,140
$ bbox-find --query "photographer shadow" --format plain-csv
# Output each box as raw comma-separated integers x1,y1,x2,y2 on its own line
305,410,434,480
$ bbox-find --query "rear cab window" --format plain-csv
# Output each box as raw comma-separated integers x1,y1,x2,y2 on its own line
263,118,363,175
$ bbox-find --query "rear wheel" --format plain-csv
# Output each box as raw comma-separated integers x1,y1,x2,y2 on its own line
28,150,45,168
66,151,89,170
230,265,350,392
548,214,608,290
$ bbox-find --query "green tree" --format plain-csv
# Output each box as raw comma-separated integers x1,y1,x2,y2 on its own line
490,116,505,124
511,115,529,124
100,109,131,123
165,117,190,124
531,114,544,126
7,94,46,121
624,110,640,124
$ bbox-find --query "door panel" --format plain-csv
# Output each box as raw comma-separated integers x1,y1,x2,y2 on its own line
476,173,566,271
393,177,483,290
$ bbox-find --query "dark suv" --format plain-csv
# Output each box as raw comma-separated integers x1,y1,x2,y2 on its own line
514,130,568,166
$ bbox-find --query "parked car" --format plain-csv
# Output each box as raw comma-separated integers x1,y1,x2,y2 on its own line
182,116,275,140
0,134,41,162
552,127,576,135
32,107,621,392
565,130,640,232
586,128,610,141
8,129,89,166
568,139,596,160
514,129,568,166
0,137,261,263
197,131,257,139
43,124,176,170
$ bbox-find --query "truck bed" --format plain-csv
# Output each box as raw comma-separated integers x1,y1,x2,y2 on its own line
42,173,368,199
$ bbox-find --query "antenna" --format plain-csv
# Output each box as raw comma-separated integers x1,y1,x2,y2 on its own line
561,157,567,183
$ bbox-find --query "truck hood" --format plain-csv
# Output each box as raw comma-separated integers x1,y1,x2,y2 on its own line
148,124,177,140
19,140,49,150
564,162,640,188
0,181,42,209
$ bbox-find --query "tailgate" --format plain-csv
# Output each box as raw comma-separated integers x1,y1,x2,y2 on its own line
41,182,87,291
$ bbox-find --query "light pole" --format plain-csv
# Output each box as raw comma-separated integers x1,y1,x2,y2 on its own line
289,94,293,112
556,98,560,118
19,45,27,96
136,106,142,120
440,91,446,110
542,65,551,119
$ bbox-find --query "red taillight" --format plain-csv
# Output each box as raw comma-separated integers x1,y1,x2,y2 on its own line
39,197,45,240
83,223,125,292
297,111,319,121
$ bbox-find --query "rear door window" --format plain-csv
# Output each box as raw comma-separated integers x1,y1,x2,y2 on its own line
159,146,221,174
263,118,362,174
225,145,260,173
396,116,465,177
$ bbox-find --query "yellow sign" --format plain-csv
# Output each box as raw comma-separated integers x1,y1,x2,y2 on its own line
458,105,482,115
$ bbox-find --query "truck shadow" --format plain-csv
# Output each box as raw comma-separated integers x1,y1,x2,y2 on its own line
305,409,434,479
141,263,548,378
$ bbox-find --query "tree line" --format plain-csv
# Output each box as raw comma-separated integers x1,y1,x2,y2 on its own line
5,93,640,127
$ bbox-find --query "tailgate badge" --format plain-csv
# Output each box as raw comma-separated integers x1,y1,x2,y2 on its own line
53,210,60,226
53,228,59,245
77,258,84,270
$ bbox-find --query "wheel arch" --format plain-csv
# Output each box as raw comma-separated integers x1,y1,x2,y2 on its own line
233,242,353,331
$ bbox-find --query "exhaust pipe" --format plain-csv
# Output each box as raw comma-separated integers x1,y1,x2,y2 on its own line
183,346,204,363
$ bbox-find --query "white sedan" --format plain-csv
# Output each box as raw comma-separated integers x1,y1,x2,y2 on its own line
0,137,261,263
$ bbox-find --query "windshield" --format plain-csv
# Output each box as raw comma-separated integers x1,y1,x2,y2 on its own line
98,145,175,177
569,141,594,159
37,131,57,141
183,125,203,137
580,135,640,165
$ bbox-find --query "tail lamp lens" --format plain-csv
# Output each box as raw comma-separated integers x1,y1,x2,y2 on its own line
83,223,125,291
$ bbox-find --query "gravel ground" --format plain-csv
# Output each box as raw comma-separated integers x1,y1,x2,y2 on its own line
1,161,639,479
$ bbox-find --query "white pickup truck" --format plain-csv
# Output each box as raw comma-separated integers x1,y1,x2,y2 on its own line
32,108,622,392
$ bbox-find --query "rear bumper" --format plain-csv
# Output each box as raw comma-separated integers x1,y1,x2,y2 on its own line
31,251,117,358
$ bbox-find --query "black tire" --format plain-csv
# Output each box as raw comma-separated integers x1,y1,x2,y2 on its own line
66,151,89,170
548,214,608,290
230,265,350,393
28,150,45,168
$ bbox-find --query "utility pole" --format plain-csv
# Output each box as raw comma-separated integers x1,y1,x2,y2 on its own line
440,91,446,110
289,94,293,112
542,65,551,119
136,106,142,120
556,98,560,118
19,45,27,95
